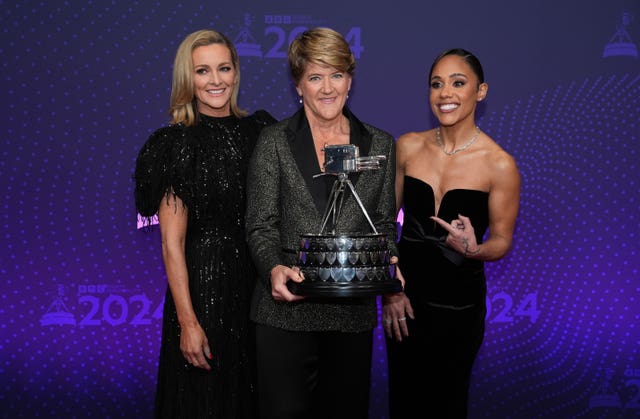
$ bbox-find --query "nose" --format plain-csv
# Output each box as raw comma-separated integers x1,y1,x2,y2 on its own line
208,72,221,85
440,83,453,97
321,78,333,93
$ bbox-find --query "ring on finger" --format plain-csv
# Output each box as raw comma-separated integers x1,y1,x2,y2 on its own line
398,317,406,322
384,318,392,324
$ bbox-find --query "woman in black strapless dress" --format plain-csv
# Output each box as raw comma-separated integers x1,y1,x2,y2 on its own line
383,48,521,419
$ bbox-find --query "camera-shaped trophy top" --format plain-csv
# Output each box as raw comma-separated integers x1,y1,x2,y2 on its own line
315,144,386,234
322,144,386,175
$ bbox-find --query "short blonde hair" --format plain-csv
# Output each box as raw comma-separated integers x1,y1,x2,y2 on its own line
288,27,355,85
169,29,246,125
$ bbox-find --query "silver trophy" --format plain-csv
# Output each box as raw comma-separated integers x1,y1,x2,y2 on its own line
288,144,403,297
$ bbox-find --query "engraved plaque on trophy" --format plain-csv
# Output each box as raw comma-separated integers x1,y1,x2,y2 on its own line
287,144,403,297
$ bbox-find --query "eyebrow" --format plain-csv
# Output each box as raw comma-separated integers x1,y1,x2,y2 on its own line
194,61,232,68
307,70,341,77
430,72,468,81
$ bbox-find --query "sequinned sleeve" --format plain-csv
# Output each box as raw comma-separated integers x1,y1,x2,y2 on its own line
251,110,277,128
133,125,185,223
244,110,277,152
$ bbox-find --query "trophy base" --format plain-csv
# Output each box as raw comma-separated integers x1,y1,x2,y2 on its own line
287,278,402,297
291,233,401,297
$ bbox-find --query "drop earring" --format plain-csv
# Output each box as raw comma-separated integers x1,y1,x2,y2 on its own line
299,96,303,104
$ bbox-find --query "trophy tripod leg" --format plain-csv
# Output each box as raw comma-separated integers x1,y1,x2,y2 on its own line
319,179,346,233
344,179,378,234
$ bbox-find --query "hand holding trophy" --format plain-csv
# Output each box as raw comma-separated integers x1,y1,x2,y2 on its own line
287,144,403,297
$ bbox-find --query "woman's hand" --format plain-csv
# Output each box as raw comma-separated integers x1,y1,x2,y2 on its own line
270,264,305,302
180,322,212,371
431,213,481,258
382,291,414,342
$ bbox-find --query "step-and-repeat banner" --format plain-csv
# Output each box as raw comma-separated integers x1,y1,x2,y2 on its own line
2,1,638,417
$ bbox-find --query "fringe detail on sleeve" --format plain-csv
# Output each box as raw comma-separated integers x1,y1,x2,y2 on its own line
133,125,186,225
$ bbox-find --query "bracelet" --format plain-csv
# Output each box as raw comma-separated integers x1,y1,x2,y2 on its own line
464,243,481,257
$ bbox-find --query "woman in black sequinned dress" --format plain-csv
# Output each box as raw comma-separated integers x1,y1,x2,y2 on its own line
383,49,521,418
134,29,275,418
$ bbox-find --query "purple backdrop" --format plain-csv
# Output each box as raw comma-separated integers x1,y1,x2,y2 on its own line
1,1,639,418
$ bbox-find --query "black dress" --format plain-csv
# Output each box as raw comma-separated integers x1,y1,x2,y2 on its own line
135,111,275,419
386,175,489,419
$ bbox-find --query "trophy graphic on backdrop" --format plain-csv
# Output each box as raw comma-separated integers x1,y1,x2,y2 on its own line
234,13,263,57
602,12,638,58
287,144,403,297
40,285,76,326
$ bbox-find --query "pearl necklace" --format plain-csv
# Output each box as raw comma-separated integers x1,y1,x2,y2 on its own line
436,126,481,156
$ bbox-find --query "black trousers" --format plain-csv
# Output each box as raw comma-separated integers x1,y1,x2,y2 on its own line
255,323,373,419
386,301,486,419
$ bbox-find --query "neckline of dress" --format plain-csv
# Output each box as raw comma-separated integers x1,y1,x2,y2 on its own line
200,113,236,121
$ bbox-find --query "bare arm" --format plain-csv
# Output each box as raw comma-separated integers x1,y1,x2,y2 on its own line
158,194,212,370
432,150,521,261
481,151,521,260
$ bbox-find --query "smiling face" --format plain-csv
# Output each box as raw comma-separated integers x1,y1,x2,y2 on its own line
296,62,352,124
429,54,487,127
192,43,237,117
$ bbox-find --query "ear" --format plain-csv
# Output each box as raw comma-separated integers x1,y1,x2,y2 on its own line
477,82,488,102
295,86,302,97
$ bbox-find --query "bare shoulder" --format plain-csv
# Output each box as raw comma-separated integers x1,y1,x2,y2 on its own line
484,138,521,184
396,129,432,153
490,145,517,171
397,130,429,144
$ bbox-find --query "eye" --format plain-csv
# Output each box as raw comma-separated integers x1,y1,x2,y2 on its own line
453,80,466,87
195,68,208,75
430,81,443,89
220,65,233,73
308,75,321,82
331,73,344,79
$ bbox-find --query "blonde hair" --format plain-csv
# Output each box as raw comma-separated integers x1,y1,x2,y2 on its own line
169,29,247,125
288,27,356,85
